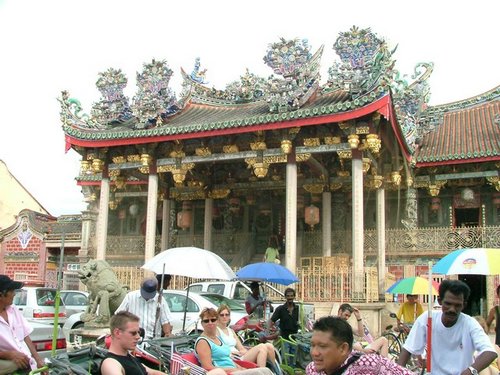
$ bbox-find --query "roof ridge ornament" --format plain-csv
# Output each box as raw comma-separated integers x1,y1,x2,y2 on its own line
263,38,323,113
325,26,396,96
131,59,179,128
90,68,133,127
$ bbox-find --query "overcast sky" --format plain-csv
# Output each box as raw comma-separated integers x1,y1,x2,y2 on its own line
0,0,499,217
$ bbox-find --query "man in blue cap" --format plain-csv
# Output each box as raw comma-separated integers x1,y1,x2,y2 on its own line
116,277,173,340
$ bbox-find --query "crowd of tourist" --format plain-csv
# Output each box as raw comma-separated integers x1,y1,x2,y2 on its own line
1,272,499,375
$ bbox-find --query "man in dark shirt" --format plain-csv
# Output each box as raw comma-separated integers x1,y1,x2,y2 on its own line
270,287,299,340
100,311,166,375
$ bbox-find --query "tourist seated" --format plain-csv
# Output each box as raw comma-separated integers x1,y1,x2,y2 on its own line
216,304,280,373
337,303,388,357
100,311,166,375
195,307,273,375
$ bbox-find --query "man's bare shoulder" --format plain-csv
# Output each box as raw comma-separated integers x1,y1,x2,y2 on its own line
101,357,124,375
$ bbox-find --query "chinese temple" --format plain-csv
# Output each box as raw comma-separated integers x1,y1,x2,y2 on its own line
2,26,499,312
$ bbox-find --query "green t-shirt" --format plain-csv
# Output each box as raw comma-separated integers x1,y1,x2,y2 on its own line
264,247,279,262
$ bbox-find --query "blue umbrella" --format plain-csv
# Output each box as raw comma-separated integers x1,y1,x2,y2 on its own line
236,262,299,285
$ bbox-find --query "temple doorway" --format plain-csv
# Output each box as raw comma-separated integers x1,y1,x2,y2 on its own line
458,274,486,316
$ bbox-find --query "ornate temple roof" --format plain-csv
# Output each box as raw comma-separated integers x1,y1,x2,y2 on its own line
416,86,500,166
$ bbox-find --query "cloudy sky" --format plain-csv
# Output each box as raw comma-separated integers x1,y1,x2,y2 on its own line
0,0,499,216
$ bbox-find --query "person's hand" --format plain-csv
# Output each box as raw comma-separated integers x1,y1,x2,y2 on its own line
353,307,361,321
6,350,30,369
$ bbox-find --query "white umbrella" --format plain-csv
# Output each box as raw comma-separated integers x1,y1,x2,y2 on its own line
142,246,236,280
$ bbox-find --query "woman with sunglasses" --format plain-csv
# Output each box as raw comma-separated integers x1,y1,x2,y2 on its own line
216,304,279,371
195,307,246,373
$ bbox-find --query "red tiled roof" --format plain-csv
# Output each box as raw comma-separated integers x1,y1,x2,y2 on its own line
415,100,500,166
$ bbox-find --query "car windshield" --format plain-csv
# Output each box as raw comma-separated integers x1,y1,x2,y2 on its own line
36,289,57,306
200,293,245,311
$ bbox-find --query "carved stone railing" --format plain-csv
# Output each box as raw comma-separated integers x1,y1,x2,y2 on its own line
104,225,500,264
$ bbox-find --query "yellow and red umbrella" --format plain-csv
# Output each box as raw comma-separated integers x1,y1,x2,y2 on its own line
386,276,439,295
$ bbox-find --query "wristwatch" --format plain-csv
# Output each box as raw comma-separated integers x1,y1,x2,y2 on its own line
468,366,478,375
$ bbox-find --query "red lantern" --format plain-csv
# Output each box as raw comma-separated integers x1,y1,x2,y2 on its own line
304,205,320,229
493,192,500,207
430,197,441,211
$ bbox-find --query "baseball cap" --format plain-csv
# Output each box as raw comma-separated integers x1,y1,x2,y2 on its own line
0,275,24,292
140,278,158,300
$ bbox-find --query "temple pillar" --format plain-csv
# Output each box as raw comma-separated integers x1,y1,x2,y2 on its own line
95,174,110,260
145,172,158,262
404,187,418,228
322,191,332,257
285,151,297,271
160,197,171,251
204,198,213,251
79,209,97,262
351,150,364,295
376,187,386,300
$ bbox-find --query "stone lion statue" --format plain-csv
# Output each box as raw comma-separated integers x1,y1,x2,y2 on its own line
78,259,128,327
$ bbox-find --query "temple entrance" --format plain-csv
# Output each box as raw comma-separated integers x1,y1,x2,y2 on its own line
454,207,480,227
458,274,486,316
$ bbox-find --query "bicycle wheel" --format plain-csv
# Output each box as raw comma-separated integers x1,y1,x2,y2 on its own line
382,332,401,361
242,337,261,347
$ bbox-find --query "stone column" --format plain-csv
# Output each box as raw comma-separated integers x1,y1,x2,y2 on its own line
145,172,158,262
204,198,213,251
95,174,110,260
79,209,97,262
351,150,364,295
405,187,418,228
322,191,332,257
376,187,386,300
160,198,171,251
285,152,298,271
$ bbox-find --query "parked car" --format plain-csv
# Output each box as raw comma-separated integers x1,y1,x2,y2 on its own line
29,319,67,360
13,287,67,325
163,290,248,333
60,290,89,316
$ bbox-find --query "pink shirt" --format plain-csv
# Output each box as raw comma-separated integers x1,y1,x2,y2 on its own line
306,351,415,375
0,305,36,369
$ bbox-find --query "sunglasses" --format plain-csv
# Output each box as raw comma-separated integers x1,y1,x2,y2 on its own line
122,330,140,336
201,318,218,324
219,313,230,317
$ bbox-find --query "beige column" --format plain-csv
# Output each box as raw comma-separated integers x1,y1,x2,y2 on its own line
285,152,298,271
376,187,386,300
96,174,110,260
144,172,158,262
351,150,364,295
160,198,171,251
322,191,332,257
204,198,213,251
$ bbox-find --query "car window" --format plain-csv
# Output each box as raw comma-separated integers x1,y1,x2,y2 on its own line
201,294,245,311
189,285,203,293
234,284,248,300
36,289,56,306
206,284,225,295
64,292,88,306
164,293,199,313
13,290,27,306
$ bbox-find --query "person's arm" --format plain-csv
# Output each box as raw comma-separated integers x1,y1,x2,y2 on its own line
485,306,495,333
100,357,125,375
232,328,247,354
352,307,364,337
397,347,412,367
245,298,263,315
0,350,30,369
24,336,45,370
461,351,498,375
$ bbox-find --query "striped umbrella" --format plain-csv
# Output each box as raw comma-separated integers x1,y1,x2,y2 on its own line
386,276,439,295
432,248,500,275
